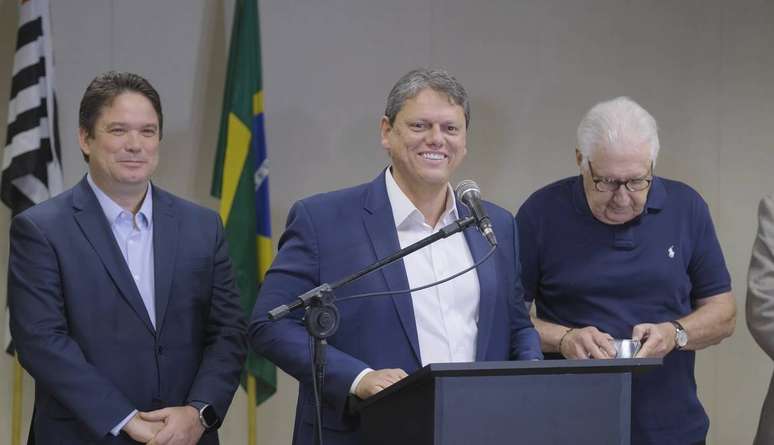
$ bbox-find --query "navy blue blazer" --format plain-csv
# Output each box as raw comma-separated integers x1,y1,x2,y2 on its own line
8,177,247,444
249,172,541,445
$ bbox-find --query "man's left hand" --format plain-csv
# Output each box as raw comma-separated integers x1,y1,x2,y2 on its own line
140,406,204,445
632,322,677,358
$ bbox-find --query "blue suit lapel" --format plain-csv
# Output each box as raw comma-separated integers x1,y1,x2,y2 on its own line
362,172,422,365
151,186,177,335
458,204,497,361
71,178,156,335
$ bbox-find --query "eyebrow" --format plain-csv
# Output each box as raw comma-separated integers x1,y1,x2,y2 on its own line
407,118,463,126
589,162,652,181
599,172,650,181
104,122,158,129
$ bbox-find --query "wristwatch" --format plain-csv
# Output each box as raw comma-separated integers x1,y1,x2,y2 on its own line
670,320,688,350
193,403,219,430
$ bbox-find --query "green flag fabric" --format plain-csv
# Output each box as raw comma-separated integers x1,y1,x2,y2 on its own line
211,0,276,406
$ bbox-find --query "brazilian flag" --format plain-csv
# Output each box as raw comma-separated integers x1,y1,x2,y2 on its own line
211,0,276,405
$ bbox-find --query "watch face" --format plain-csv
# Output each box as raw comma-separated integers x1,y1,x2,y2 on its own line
201,405,219,428
676,330,688,348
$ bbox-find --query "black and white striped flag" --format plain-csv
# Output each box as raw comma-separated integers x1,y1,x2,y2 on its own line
2,0,63,354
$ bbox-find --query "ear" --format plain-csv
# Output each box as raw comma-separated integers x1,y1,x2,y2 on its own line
379,116,392,152
78,128,92,158
575,148,583,168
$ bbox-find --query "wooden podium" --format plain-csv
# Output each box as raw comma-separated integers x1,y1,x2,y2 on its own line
354,359,661,445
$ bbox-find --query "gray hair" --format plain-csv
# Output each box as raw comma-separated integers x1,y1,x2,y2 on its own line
384,68,470,128
576,96,659,167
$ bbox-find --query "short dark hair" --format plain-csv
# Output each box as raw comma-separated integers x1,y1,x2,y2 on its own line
384,68,470,129
79,71,163,161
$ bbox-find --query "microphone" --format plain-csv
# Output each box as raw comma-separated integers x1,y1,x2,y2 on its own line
455,180,497,246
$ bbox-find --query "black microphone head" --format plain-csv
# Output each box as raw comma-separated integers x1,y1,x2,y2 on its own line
455,179,481,206
455,179,497,246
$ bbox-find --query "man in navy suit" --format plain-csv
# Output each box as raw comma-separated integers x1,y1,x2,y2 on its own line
8,72,246,444
249,68,542,445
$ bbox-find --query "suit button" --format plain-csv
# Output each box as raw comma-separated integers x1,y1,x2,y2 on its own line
157,345,164,355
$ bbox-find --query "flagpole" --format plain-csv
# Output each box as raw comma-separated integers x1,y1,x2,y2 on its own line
215,3,276,444
12,354,23,445
5,1,61,443
248,374,257,445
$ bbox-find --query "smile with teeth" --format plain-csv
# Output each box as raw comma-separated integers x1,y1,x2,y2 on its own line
420,152,447,160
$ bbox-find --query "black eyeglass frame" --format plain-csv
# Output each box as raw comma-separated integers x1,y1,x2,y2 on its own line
587,160,654,193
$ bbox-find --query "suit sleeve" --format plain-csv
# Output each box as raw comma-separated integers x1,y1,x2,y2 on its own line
185,211,248,421
508,216,543,360
748,194,774,360
249,200,370,422
8,213,135,438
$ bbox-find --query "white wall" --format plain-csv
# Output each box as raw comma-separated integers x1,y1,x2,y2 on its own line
1,1,773,443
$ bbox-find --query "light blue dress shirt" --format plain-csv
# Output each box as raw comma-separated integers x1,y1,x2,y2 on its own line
86,174,155,436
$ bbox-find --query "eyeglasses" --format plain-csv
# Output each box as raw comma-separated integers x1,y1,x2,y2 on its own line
587,160,653,192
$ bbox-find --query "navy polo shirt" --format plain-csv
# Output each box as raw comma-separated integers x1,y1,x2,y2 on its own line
516,175,731,445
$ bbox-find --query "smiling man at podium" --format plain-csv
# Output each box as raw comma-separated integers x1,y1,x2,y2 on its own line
249,68,542,445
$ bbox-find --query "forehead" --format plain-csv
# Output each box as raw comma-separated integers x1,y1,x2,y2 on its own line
589,143,652,178
97,92,159,124
397,88,464,118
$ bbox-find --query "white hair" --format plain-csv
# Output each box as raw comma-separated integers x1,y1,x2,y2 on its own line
576,96,659,168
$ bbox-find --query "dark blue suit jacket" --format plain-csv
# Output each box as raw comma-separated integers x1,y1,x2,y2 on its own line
249,172,541,445
8,177,247,444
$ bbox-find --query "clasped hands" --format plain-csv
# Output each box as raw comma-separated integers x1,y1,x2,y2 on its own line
559,322,678,359
123,406,204,445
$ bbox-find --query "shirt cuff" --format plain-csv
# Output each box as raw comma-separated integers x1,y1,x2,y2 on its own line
111,409,138,436
349,368,374,395
188,401,207,411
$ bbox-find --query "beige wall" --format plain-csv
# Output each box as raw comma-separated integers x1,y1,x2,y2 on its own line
1,0,773,443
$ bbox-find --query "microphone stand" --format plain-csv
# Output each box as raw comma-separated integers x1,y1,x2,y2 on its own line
268,215,477,445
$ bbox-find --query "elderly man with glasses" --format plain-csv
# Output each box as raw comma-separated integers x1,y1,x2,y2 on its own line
515,97,736,445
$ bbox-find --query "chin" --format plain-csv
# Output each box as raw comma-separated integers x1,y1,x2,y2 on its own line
420,176,450,188
607,214,635,224
119,176,150,185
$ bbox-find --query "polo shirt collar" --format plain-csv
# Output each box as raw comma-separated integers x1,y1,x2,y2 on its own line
571,175,590,216
644,176,666,212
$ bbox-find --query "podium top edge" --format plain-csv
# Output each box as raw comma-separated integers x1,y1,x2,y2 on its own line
423,357,662,375
352,358,661,412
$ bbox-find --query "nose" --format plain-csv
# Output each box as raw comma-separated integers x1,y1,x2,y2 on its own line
611,185,631,205
426,124,443,147
125,131,142,152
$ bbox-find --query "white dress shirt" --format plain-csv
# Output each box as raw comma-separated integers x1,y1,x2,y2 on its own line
385,168,480,366
349,169,481,394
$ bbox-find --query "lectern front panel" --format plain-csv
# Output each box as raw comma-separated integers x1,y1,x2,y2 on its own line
435,372,630,444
